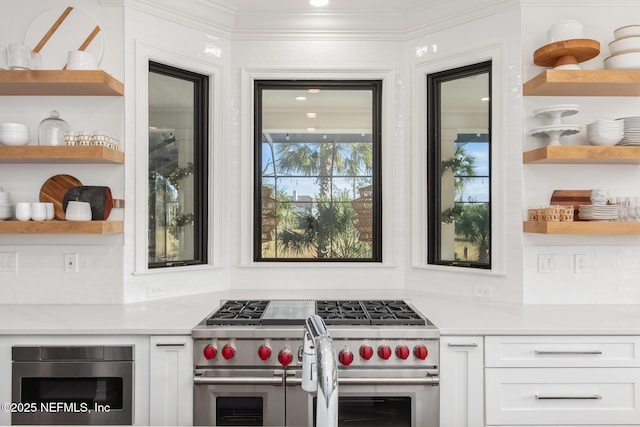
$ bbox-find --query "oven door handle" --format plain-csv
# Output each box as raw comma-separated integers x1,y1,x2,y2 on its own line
287,376,439,386
194,376,284,386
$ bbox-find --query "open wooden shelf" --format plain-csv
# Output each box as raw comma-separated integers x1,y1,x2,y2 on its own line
0,146,124,164
524,220,640,234
523,145,640,164
0,70,124,96
0,220,123,234
524,69,640,96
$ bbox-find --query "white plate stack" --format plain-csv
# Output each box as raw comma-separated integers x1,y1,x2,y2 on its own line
578,204,619,221
586,119,624,146
0,190,13,220
616,116,640,145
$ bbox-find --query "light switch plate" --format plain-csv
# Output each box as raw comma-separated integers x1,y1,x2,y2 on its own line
0,252,17,272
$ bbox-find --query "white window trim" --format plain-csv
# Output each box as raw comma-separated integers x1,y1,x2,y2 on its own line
239,67,395,266
410,43,506,276
133,41,224,274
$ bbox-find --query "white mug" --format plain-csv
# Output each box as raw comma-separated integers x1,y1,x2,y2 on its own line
30,202,47,221
66,50,97,70
15,202,31,221
44,202,54,220
65,201,92,221
7,43,31,70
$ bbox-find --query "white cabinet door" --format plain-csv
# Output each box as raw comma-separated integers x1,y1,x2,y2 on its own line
149,336,193,426
440,336,484,427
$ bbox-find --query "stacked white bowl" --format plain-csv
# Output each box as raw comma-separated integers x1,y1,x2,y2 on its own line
0,122,30,146
586,119,624,146
605,25,640,69
0,191,13,220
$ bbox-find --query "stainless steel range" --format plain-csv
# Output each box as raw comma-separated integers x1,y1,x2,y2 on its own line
192,299,439,427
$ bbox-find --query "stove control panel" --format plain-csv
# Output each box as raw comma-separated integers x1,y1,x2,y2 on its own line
194,338,438,368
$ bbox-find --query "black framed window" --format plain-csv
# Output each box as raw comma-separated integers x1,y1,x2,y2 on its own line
427,61,491,268
148,61,208,268
254,80,382,262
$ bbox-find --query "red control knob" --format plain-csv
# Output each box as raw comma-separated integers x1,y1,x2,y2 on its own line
414,345,429,360
278,348,293,366
203,344,217,360
359,345,374,360
339,350,354,366
378,345,392,360
258,345,272,361
221,344,236,360
395,345,410,360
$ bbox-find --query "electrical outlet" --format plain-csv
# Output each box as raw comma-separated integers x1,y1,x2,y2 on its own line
538,254,557,274
64,253,78,273
574,254,588,274
0,252,17,272
473,285,492,298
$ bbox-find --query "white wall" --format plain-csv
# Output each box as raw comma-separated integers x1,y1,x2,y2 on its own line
0,0,125,303
405,4,525,303
521,1,640,303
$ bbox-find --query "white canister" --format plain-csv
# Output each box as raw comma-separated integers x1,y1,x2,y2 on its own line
547,20,584,43
7,43,31,70
30,202,47,221
66,50,98,70
65,201,92,221
15,202,31,221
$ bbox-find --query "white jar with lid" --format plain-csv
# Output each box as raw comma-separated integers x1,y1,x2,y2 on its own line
38,110,70,146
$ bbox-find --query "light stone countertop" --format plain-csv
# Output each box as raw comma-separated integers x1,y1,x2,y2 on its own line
1,289,640,336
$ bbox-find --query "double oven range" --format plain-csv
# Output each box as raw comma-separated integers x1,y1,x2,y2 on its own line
192,299,439,427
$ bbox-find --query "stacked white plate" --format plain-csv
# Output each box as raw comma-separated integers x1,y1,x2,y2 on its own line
586,119,624,146
0,191,13,220
578,204,619,221
604,25,640,69
616,116,640,145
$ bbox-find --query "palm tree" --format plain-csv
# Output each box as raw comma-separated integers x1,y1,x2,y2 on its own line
455,203,490,263
271,135,372,258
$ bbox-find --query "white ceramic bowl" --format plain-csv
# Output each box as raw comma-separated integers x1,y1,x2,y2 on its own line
614,24,640,40
0,129,29,145
65,201,92,221
547,20,584,43
609,36,640,55
604,51,640,69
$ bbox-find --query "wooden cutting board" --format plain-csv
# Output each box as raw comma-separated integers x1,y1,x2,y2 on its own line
550,189,591,218
39,174,82,220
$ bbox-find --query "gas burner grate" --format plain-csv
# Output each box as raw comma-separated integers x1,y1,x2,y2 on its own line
316,300,426,326
206,300,270,325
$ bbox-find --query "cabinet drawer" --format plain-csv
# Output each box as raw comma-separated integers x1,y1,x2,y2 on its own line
485,368,640,425
485,336,640,367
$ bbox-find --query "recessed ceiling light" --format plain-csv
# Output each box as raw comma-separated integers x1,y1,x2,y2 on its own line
308,88,321,94
481,97,490,101
309,0,329,7
306,112,317,118
296,96,307,101
307,127,316,132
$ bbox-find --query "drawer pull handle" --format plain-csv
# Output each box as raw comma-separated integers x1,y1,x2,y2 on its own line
535,350,602,355
535,394,602,400
155,343,186,347
447,343,479,348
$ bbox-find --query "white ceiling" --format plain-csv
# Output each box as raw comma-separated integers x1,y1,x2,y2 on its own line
209,0,429,14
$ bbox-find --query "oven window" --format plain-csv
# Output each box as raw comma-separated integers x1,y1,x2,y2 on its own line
314,396,411,426
21,377,124,409
216,397,263,426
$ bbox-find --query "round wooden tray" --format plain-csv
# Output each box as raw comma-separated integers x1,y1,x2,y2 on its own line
533,39,600,68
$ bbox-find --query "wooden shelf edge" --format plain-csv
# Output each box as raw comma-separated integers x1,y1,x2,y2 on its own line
0,220,123,234
0,146,124,164
524,69,640,96
523,145,640,164
0,70,124,96
523,220,640,234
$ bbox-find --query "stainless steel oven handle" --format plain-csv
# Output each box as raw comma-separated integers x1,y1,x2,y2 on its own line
288,376,439,386
194,376,283,386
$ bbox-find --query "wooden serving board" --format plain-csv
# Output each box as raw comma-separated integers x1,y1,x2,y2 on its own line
550,189,591,218
39,174,82,220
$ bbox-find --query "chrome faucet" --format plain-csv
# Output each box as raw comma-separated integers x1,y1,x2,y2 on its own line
302,314,338,427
